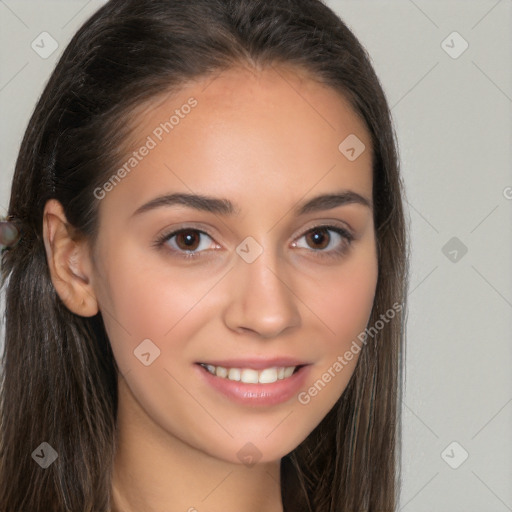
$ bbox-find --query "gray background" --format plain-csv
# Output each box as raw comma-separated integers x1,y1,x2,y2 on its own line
1,0,511,510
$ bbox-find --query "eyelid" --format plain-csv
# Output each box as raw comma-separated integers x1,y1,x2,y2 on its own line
153,224,220,256
292,219,355,240
153,220,355,259
155,221,219,239
292,224,354,259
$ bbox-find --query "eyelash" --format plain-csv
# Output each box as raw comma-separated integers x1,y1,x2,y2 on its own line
153,224,354,261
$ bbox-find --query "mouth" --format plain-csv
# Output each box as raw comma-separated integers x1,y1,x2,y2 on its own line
197,362,305,384
195,360,312,406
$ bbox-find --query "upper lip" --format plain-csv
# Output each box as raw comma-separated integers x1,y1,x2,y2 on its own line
196,358,310,370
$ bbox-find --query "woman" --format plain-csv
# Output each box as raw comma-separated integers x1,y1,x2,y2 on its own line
0,0,408,510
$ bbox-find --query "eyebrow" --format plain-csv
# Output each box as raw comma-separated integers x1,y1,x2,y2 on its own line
130,190,372,218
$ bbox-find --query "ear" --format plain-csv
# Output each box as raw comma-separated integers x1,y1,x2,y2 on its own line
42,199,99,317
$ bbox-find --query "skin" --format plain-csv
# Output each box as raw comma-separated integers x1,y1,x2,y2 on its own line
43,64,378,512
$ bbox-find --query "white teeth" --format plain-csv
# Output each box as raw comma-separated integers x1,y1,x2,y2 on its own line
228,368,241,381
240,369,259,384
283,366,295,378
215,366,228,378
259,367,278,384
201,364,298,383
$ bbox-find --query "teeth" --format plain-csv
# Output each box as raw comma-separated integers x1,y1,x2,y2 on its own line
284,366,295,378
241,369,259,384
228,368,241,381
215,366,228,378
259,368,278,384
201,364,298,383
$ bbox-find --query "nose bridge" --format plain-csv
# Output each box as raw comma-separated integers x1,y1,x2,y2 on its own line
223,238,301,337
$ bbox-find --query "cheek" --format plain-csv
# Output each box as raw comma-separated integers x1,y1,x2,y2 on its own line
295,248,377,422
97,244,205,331
329,263,377,343
306,245,378,348
93,244,225,374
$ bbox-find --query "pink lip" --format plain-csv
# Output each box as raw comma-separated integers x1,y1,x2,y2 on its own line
195,362,312,407
196,357,309,370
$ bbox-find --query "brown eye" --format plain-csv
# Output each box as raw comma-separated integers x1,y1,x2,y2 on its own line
174,230,201,251
293,225,354,259
156,228,217,257
304,227,331,250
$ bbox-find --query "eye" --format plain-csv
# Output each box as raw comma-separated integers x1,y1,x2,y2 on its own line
292,225,353,258
154,228,219,259
153,224,354,261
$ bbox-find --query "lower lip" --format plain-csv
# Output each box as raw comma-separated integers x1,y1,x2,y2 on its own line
195,364,311,406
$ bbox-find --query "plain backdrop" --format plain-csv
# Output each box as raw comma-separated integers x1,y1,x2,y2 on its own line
1,1,511,510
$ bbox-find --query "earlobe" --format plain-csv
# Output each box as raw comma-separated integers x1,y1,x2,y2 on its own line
42,199,99,318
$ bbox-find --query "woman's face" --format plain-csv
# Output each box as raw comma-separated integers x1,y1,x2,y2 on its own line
89,65,377,464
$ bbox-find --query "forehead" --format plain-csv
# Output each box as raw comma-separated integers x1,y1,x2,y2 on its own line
103,64,373,216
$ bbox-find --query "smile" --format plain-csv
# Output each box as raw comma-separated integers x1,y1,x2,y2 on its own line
199,363,301,384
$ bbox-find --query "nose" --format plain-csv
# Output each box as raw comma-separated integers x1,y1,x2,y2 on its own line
222,246,301,338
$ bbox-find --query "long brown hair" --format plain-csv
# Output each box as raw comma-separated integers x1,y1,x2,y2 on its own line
0,1,408,510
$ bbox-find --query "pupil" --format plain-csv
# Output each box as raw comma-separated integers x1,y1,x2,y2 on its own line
308,228,329,249
178,231,199,250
